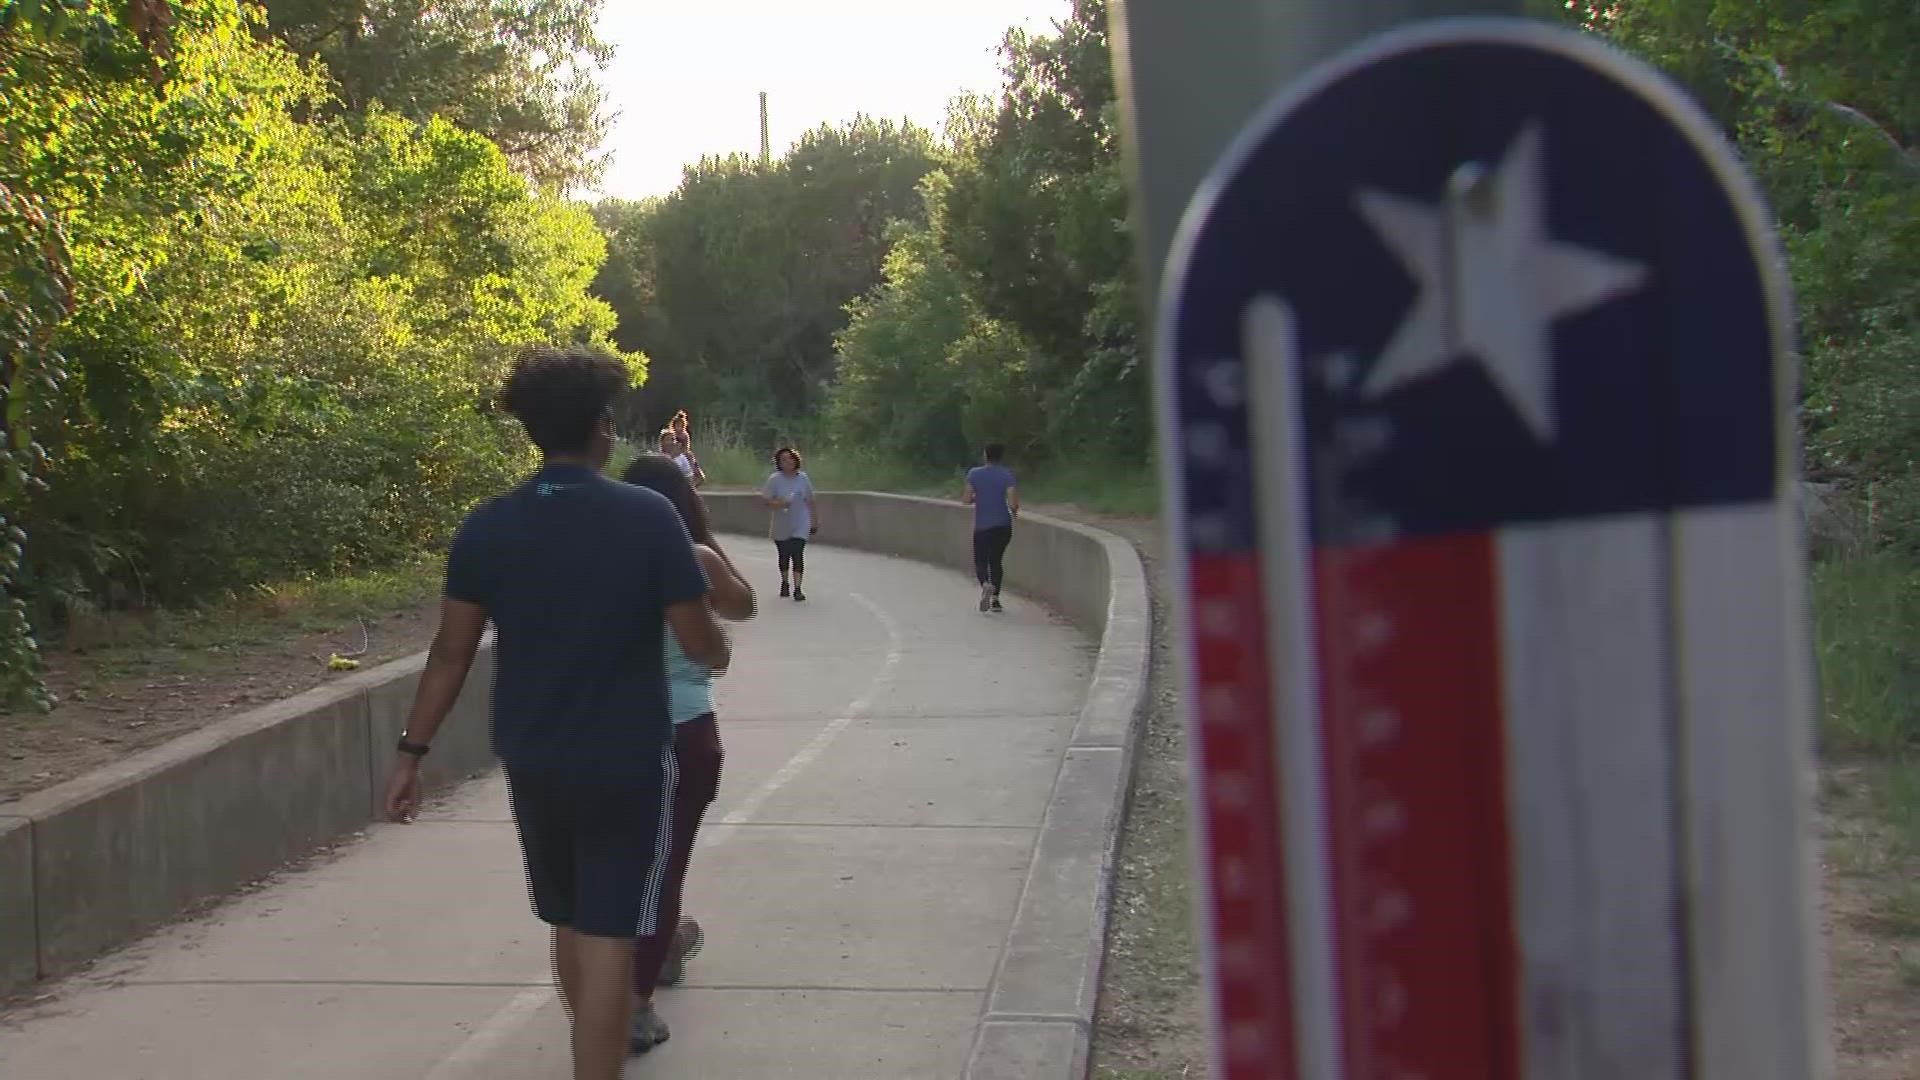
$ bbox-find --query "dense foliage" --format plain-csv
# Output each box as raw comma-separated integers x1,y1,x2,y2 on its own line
1,0,628,707
594,0,1917,519
591,117,939,440
261,0,612,191
591,1,1148,472
1541,0,1920,548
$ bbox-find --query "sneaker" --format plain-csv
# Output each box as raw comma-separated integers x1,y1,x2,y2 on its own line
990,595,1004,613
658,918,704,987
793,587,807,602
779,581,790,598
979,583,993,613
628,1002,671,1055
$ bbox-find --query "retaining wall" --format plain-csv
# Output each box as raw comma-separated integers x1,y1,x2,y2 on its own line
0,643,499,998
2,493,1155,1080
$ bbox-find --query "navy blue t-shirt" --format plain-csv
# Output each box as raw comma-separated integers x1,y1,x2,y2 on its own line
967,464,1017,530
444,464,709,776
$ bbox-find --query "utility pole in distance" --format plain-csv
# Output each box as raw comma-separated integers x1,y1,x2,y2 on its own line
759,90,771,167
1112,3,1825,1080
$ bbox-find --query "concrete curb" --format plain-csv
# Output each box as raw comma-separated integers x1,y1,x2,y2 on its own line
703,492,1152,1079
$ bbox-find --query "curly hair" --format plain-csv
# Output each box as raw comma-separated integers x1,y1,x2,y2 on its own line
498,345,628,455
773,446,802,472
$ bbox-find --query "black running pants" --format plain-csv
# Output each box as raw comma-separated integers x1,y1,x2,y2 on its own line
774,537,807,576
973,525,1013,593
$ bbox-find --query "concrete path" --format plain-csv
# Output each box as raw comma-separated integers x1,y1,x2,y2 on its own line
0,539,1095,1079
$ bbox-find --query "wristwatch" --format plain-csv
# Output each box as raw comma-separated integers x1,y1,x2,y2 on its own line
396,735,432,758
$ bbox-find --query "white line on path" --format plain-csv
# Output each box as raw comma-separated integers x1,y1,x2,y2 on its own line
422,983,552,1080
423,590,904,1080
718,591,902,828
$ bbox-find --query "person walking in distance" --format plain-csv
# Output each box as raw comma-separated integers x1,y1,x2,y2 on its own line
657,428,695,483
381,345,730,1080
964,442,1020,613
667,410,706,488
619,452,756,1054
763,446,817,601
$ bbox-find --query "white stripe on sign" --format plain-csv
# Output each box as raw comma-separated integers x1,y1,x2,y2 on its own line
1498,515,1684,1076
1245,294,1343,1079
1672,504,1824,1078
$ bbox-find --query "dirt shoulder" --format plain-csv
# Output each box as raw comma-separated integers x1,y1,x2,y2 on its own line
1822,765,1920,1078
1,568,441,806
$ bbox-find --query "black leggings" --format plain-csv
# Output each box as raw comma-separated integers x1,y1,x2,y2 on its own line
775,537,807,577
973,525,1012,592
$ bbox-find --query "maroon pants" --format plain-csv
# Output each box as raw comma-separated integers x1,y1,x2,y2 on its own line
633,712,723,996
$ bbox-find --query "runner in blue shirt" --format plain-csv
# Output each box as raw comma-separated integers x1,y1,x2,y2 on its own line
964,442,1020,613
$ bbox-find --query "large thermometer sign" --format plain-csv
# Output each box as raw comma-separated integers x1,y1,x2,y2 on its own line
1155,19,1823,1080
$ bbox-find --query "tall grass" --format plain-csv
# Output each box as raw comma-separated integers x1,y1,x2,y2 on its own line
1812,551,1920,851
1813,553,1920,757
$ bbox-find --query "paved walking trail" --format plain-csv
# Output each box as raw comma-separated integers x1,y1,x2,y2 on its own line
0,540,1095,1079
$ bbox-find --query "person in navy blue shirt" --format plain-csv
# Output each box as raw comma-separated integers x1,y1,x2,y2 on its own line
381,345,730,1080
964,442,1020,613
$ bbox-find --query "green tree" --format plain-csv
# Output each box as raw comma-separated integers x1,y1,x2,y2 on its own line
937,0,1149,463
1552,0,1920,547
831,173,1048,472
592,117,937,438
1,0,255,707
4,0,633,709
262,0,613,190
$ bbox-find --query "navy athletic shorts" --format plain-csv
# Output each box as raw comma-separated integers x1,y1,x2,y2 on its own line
504,746,676,939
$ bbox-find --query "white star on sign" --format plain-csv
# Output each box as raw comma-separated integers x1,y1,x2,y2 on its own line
1354,121,1649,441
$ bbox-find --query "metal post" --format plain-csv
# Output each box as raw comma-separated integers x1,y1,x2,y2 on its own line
759,91,771,167
1107,0,1517,313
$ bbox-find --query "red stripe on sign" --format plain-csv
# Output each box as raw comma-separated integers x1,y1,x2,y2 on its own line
1187,553,1297,1079
1312,534,1518,1080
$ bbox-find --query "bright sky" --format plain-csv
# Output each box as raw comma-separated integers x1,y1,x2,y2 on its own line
585,0,1066,201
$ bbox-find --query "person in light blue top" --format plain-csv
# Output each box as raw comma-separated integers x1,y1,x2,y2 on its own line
964,442,1019,613
763,446,817,601
619,452,755,1054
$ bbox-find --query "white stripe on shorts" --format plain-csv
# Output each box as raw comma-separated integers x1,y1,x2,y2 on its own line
636,743,678,937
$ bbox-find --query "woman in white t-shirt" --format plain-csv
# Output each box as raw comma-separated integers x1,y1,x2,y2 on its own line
762,446,816,601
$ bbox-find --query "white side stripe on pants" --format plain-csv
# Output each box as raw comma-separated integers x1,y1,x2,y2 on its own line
636,742,678,937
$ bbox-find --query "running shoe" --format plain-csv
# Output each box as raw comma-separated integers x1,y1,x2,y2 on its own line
628,1002,671,1055
793,587,807,602
990,595,1004,613
979,583,993,612
659,918,705,987
779,581,790,598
